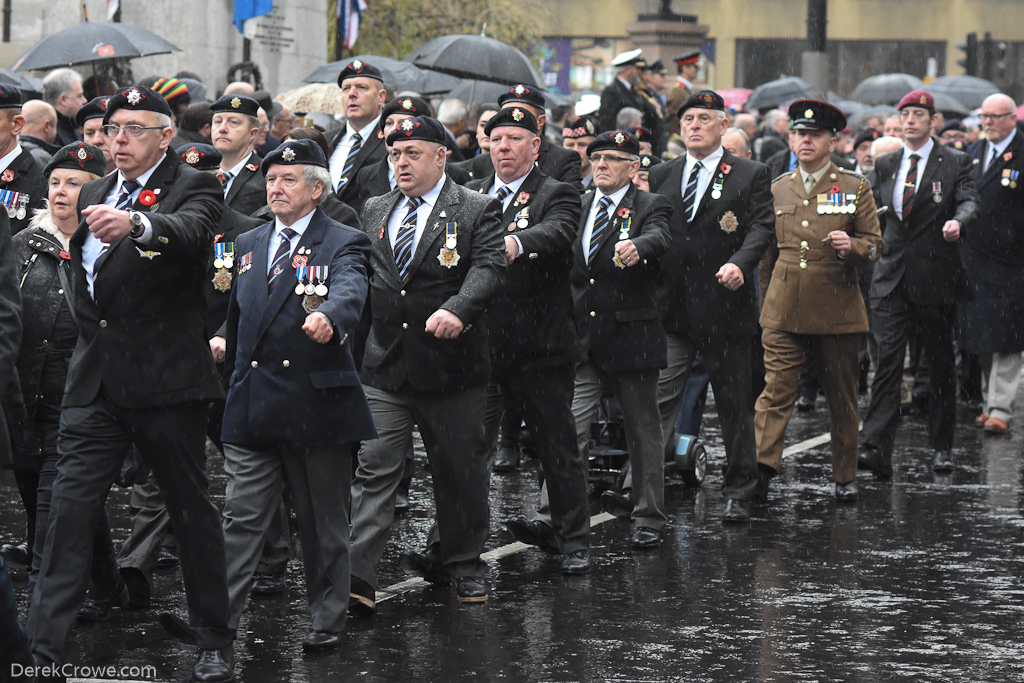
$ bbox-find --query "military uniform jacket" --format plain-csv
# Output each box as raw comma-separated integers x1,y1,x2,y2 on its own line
649,149,776,336
870,140,979,305
328,125,387,207
453,137,583,189
65,149,225,409
0,148,47,234
760,163,882,335
466,168,581,371
359,176,505,393
206,207,263,338
571,184,672,372
221,208,376,447
224,151,266,216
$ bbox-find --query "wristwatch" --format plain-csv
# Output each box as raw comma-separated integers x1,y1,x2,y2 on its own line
128,210,144,239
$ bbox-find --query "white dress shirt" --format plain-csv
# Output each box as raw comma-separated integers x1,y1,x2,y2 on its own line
329,115,381,189
681,144,725,221
387,157,396,189
984,127,1017,172
267,208,316,272
81,160,162,297
220,153,250,196
893,137,934,220
0,144,22,174
387,174,446,256
581,182,631,254
489,171,531,257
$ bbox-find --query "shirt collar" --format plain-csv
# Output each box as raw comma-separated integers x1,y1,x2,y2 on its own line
685,145,724,173
274,206,316,233
0,144,23,173
594,182,630,209
492,170,530,198
989,128,1017,157
115,156,163,192
798,159,832,189
225,153,250,177
407,173,446,210
902,136,934,163
617,77,633,90
678,76,693,89
348,115,381,143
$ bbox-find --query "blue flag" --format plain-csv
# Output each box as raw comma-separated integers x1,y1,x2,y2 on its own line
233,0,274,33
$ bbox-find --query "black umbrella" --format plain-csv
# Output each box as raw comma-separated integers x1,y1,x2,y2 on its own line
406,34,545,89
303,55,425,88
745,76,823,111
0,68,40,92
930,75,1000,109
11,22,180,72
849,73,926,106
931,91,970,116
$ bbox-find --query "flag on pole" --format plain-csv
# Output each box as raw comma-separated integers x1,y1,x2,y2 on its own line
107,0,119,19
337,0,367,51
233,0,274,34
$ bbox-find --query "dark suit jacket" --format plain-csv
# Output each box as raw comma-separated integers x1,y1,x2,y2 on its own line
1,149,47,234
960,132,1024,353
649,149,775,336
65,149,225,409
870,139,979,305
571,184,672,372
466,168,581,371
350,156,471,215
206,207,263,337
596,78,661,151
224,151,266,216
328,124,387,207
359,176,505,393
221,208,376,447
0,211,21,467
452,138,583,189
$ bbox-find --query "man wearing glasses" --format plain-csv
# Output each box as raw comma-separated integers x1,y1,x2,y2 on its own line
26,85,234,682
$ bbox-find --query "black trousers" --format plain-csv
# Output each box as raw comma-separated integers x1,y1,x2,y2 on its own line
863,283,957,458
26,392,232,663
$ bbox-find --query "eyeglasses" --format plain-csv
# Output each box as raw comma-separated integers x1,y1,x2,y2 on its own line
590,154,633,164
979,113,1014,121
102,124,167,138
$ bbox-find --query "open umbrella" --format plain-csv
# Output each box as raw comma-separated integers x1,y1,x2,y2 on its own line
11,22,180,72
929,75,1000,110
304,55,425,87
406,34,545,89
276,83,345,116
745,76,823,111
0,68,40,92
849,73,925,106
931,91,969,116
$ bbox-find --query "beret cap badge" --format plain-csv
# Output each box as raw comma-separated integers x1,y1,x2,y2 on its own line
99,98,108,111
126,88,142,106
281,147,296,162
700,92,712,105
512,108,524,122
401,118,415,131
352,60,364,70
805,109,814,118
401,98,413,110
641,156,651,167
614,132,625,145
231,97,241,109
920,95,927,104
184,147,202,165
514,84,526,96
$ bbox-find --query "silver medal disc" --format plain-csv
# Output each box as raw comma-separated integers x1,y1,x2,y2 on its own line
223,256,234,269
304,283,315,296
517,219,528,229
213,258,224,269
445,237,457,249
1002,178,1010,186
711,190,721,200
315,283,328,297
16,207,25,221
817,205,825,215
294,283,305,296
619,232,629,240
5,207,13,219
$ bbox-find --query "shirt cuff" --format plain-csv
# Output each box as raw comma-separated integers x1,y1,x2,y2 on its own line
131,213,155,245
512,235,524,259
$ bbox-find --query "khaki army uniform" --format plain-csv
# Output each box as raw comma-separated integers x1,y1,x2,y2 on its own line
755,163,883,483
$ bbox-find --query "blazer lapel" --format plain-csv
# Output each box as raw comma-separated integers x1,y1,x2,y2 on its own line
914,143,943,208
239,223,271,319
371,190,406,286
979,135,1020,190
223,151,259,206
691,151,732,223
406,177,458,279
575,192,594,269
596,184,634,255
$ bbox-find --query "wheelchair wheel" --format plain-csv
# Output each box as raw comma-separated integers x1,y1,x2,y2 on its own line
672,434,707,488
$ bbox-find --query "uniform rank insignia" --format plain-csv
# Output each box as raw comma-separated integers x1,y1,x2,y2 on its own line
720,211,739,233
136,246,160,260
438,221,460,268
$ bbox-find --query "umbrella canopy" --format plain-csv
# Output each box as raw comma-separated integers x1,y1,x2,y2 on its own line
745,76,823,112
406,34,545,88
849,73,926,106
716,88,752,111
929,75,1001,110
11,22,180,72
304,55,424,87
931,91,970,116
276,83,345,116
0,68,40,92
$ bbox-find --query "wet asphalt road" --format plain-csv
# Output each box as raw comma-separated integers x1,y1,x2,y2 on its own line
4,390,1024,682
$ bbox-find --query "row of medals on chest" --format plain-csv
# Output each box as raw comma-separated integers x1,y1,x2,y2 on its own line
0,191,28,220
212,244,328,311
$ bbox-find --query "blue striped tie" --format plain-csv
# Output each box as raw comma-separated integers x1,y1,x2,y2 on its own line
337,132,362,193
682,160,702,222
394,197,423,281
587,196,612,266
94,179,141,277
267,227,298,292
495,184,512,205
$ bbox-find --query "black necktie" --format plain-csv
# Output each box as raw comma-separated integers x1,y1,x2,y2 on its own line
682,161,702,221
588,197,612,266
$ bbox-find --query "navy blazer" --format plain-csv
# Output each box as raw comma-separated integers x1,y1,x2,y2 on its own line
221,207,376,447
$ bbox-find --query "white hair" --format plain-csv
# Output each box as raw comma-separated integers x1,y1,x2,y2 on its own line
42,68,82,105
871,136,904,157
723,127,750,154
437,99,468,125
764,109,788,129
616,107,643,129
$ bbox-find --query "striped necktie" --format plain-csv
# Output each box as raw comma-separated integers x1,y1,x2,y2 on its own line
587,196,612,266
495,184,513,205
682,160,702,221
267,227,298,292
217,170,234,196
94,179,142,278
394,196,423,281
337,132,362,193
902,154,919,226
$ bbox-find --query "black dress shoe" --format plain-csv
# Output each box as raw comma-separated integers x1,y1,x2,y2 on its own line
599,490,633,519
505,519,558,552
722,498,752,523
193,646,233,682
302,631,340,650
858,447,892,480
157,547,180,568
492,446,521,473
795,393,815,412
394,489,410,514
348,576,375,618
159,611,199,646
932,450,955,473
77,582,129,623
0,542,29,566
455,576,488,603
561,550,591,575
631,526,662,548
399,550,450,585
754,464,776,505
250,572,286,595
835,480,859,502
119,566,151,609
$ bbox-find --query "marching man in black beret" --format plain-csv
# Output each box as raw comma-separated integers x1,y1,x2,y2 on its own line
211,94,267,217
327,60,388,207
0,83,47,234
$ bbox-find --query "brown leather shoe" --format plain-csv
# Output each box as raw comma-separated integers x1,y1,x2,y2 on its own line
984,416,1009,434
975,412,990,427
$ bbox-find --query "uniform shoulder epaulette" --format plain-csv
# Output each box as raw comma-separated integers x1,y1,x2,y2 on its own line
838,167,865,179
772,171,796,185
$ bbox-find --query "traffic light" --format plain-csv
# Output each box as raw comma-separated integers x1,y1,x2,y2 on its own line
957,32,978,75
992,37,1008,80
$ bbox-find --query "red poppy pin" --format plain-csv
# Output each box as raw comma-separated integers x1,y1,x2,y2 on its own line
617,207,631,219
517,192,530,204
245,164,259,172
1005,152,1013,162
377,129,385,139
214,233,224,242
379,224,386,239
139,190,157,207
1,170,13,183
292,254,308,269
830,184,841,194
720,162,732,175
59,250,70,260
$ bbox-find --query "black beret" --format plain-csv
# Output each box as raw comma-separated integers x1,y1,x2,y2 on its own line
630,126,653,142
0,83,22,110
260,138,327,175
337,59,384,87
497,84,545,110
677,89,725,119
484,106,538,136
385,115,449,148
103,85,172,124
210,94,260,118
788,99,847,133
939,118,967,135
562,115,598,140
639,154,662,169
586,130,640,157
177,143,222,171
381,96,432,126
853,128,880,149
75,96,111,127
647,59,666,74
44,142,107,178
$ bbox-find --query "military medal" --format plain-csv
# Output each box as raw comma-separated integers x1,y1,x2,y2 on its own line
294,265,308,295
618,215,632,241
514,206,530,230
302,266,328,313
933,181,943,203
720,211,739,233
0,189,20,218
213,242,226,269
1010,171,1020,189
613,252,626,268
313,266,329,297
15,195,27,221
438,221,460,268
1002,169,1011,187
238,252,253,273
710,177,724,200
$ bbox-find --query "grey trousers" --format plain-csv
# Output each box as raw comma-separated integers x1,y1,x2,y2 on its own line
221,442,353,634
984,351,1023,423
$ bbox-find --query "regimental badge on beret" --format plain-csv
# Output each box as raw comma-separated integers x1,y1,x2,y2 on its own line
805,109,814,119
184,147,202,166
282,147,296,162
514,84,526,96
614,132,625,145
231,97,241,109
920,95,927,105
512,108,524,122
641,156,651,167
586,119,594,135
720,211,739,233
70,145,93,169
352,60,364,70
99,98,108,111
401,98,413,110
127,88,142,106
401,119,415,131
700,92,713,105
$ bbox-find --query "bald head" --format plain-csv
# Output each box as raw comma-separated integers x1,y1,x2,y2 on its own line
21,99,57,143
223,81,255,96
980,93,1018,144
733,113,757,140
